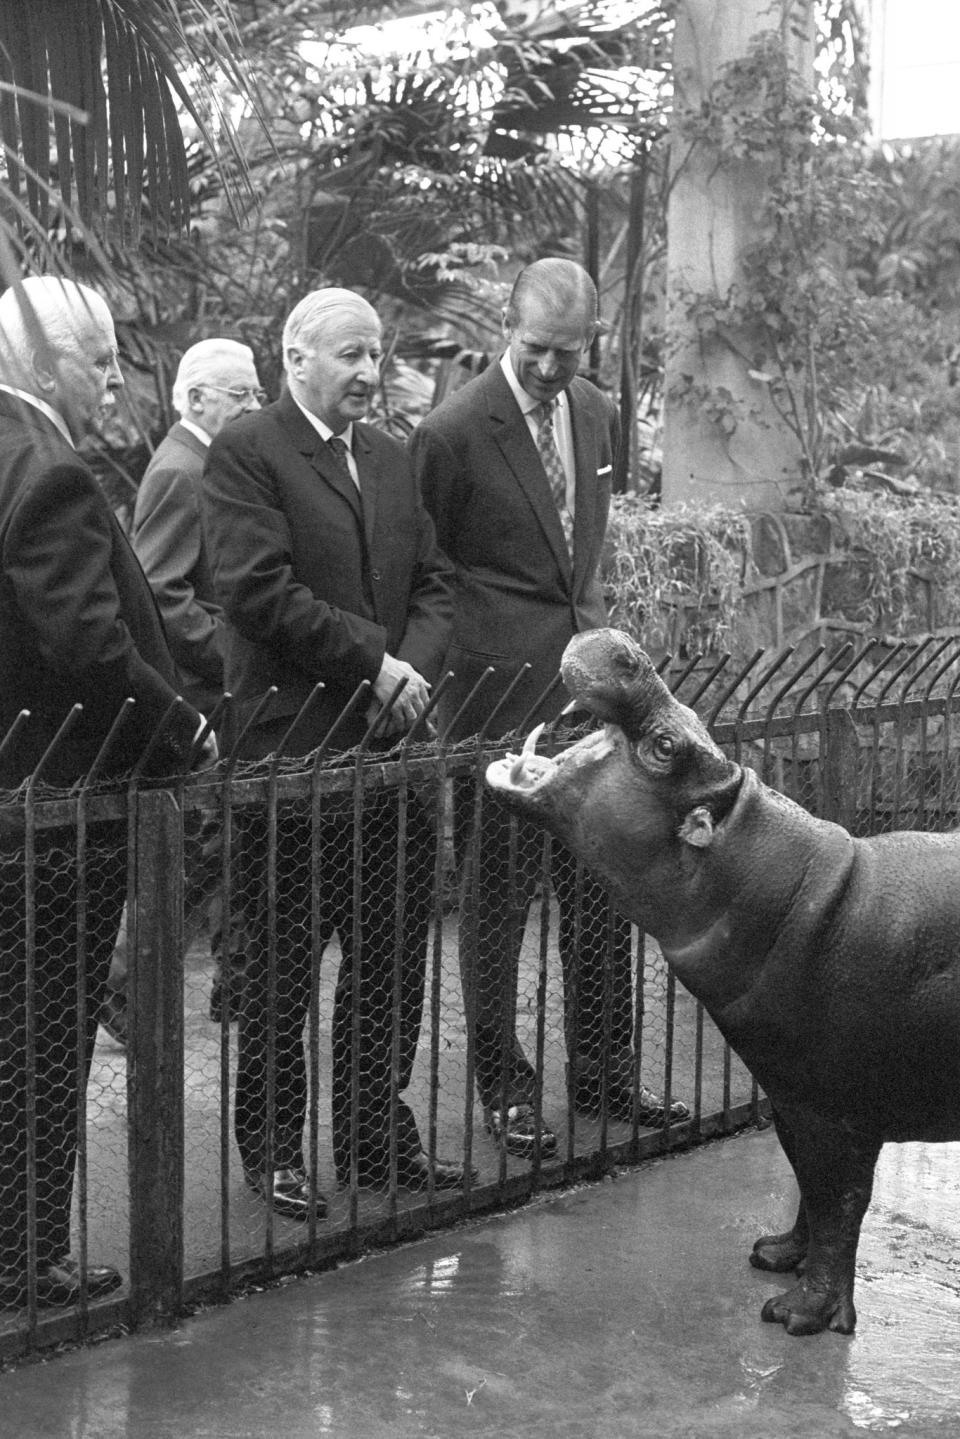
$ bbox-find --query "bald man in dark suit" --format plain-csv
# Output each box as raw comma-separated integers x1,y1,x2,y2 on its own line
411,258,689,1157
0,277,208,1309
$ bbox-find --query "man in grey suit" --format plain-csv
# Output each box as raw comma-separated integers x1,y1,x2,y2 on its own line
411,258,689,1157
99,340,264,1040
132,338,263,714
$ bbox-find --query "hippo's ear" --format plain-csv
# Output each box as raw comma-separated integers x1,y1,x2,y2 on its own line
679,806,714,849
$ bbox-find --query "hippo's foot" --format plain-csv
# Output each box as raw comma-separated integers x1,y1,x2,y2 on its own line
749,1228,807,1273
760,1278,856,1336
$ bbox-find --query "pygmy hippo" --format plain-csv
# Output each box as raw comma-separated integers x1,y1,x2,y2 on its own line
485,627,960,1336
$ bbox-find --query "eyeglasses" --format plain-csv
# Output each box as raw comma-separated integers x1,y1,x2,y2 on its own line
202,384,267,404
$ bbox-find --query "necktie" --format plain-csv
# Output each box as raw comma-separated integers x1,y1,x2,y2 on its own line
328,434,356,488
537,400,573,557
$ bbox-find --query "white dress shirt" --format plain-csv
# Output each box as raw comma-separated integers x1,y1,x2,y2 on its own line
500,353,576,514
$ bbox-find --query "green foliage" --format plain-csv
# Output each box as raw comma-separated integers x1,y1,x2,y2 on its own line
63,0,680,470
820,488,960,630
670,16,960,499
0,0,258,261
601,488,960,659
602,495,752,655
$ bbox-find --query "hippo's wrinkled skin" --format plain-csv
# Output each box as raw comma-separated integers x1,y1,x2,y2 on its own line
486,628,960,1337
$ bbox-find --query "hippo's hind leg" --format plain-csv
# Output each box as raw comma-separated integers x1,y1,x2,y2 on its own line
750,1201,809,1273
750,1108,810,1272
754,1105,881,1336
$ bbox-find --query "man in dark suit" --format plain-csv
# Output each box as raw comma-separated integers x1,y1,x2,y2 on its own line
0,276,211,1308
410,258,689,1157
202,287,471,1218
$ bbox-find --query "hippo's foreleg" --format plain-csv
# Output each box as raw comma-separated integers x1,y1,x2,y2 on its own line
750,1107,809,1272
756,1107,881,1336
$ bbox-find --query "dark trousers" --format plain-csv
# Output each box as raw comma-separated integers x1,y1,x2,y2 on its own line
233,791,436,1182
454,778,634,1111
0,831,125,1283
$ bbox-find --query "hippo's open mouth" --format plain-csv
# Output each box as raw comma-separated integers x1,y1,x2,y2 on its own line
486,722,616,797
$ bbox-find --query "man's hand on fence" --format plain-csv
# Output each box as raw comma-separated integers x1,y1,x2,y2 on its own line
370,654,432,736
191,716,219,770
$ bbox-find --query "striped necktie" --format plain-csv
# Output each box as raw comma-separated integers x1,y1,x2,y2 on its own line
536,400,573,556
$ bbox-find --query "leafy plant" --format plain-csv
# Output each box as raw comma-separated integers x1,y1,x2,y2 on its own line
820,488,960,631
602,495,752,655
666,4,916,490
0,0,261,267
600,488,960,660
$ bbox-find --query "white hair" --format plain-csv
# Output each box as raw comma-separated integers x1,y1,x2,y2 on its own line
171,337,257,416
0,275,112,387
281,288,380,371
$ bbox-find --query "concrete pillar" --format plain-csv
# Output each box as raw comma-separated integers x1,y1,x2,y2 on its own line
662,0,814,510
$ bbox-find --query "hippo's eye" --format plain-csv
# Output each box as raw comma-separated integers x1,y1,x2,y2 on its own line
652,734,675,762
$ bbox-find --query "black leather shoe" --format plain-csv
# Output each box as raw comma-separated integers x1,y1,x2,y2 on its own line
485,1104,558,1159
395,1151,477,1190
0,1258,123,1308
244,1166,328,1220
99,989,127,1047
576,1081,690,1127
337,1151,478,1191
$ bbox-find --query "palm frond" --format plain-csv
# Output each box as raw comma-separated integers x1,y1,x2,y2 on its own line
0,0,263,257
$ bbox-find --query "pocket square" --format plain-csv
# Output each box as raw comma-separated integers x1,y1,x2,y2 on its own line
597,464,612,476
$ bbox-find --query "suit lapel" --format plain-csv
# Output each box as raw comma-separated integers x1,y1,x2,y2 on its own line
168,421,208,465
484,366,573,587
279,392,364,526
569,388,600,594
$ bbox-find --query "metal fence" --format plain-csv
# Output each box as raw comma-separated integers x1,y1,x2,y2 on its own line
2,633,960,1360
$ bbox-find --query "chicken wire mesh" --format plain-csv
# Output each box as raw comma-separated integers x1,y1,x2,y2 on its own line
2,633,960,1356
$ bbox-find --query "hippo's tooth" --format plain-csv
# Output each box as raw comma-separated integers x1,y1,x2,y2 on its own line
523,722,546,758
505,723,547,785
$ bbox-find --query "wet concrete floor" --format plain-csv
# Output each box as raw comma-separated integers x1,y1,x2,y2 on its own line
3,1125,959,1439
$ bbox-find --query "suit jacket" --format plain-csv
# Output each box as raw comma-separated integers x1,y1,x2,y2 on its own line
409,362,620,738
131,421,225,713
0,392,202,789
201,390,453,757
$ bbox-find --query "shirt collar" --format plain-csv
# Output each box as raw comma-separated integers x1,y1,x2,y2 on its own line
178,417,212,447
0,383,75,449
290,393,355,448
499,352,567,421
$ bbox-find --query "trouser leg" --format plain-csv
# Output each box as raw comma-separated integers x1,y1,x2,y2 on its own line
233,806,323,1173
0,832,125,1284
452,778,540,1110
554,848,634,1097
331,791,435,1177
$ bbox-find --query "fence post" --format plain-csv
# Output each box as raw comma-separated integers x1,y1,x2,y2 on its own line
821,705,859,829
128,787,184,1326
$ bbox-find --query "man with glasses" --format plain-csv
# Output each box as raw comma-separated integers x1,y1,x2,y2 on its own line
100,339,264,1041
132,338,264,715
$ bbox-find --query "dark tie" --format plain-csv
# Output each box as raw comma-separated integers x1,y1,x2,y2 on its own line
536,400,573,556
327,434,355,487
